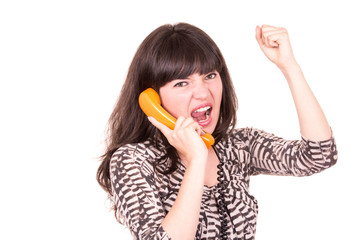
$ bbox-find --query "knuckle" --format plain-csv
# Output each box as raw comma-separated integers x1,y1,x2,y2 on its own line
186,117,194,122
177,116,185,122
193,122,200,128
170,132,178,142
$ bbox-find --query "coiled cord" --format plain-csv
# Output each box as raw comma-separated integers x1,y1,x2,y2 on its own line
215,147,228,240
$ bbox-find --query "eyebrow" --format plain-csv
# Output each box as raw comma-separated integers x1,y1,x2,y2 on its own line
171,71,217,82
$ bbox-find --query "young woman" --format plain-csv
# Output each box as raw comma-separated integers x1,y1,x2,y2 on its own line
97,23,337,240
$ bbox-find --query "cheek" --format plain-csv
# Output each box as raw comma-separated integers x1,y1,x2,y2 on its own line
212,81,223,117
213,80,223,106
159,89,184,118
162,100,179,117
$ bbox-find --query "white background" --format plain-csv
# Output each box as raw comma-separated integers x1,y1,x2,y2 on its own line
1,0,361,239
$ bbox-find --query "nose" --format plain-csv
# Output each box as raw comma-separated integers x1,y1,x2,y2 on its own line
192,78,209,100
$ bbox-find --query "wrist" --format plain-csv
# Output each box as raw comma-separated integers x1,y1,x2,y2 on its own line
183,157,207,186
180,148,208,166
279,62,304,83
183,153,207,171
278,61,300,73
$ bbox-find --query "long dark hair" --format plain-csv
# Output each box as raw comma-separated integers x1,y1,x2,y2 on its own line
97,22,238,215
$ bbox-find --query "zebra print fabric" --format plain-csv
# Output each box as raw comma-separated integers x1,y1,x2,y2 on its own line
110,127,337,239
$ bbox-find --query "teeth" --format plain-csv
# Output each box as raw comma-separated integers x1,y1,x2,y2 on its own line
194,106,211,113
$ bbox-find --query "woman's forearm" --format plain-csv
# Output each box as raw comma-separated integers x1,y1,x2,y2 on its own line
280,63,332,141
161,159,206,240
148,116,209,239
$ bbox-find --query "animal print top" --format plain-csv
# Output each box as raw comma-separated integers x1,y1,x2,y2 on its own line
110,128,337,239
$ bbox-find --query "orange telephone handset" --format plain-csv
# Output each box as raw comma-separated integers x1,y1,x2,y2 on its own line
139,88,215,149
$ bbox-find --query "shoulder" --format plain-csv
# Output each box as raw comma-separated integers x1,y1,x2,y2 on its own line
219,127,272,148
110,140,167,177
228,127,282,140
216,127,251,150
223,127,255,143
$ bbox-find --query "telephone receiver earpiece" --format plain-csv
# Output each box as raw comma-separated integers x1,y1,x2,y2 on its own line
139,88,215,149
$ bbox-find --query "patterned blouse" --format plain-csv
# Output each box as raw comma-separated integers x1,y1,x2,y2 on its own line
110,128,337,239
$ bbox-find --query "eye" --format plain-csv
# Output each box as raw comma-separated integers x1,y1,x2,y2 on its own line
205,72,217,80
173,81,188,87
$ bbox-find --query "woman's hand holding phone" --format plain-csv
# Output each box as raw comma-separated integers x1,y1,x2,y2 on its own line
148,116,208,165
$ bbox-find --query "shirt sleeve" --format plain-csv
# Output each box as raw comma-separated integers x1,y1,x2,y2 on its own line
246,128,338,176
110,144,171,240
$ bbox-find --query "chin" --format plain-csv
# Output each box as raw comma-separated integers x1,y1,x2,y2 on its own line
205,123,217,135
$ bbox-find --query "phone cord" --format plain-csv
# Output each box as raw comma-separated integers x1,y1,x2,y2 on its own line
215,147,228,240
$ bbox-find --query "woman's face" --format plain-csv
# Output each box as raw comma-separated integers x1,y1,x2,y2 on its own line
159,71,223,134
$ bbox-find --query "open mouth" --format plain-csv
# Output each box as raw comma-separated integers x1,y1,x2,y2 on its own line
191,106,212,125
